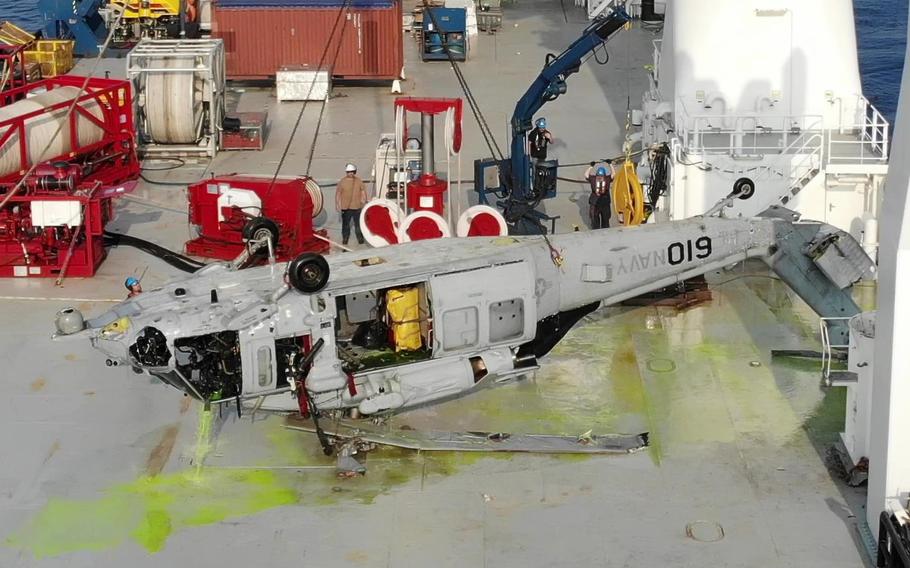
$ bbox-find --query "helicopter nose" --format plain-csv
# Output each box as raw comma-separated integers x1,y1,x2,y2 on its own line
55,307,86,335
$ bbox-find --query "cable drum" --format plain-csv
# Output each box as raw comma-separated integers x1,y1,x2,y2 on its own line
304,177,324,218
0,87,105,178
444,107,459,156
144,56,202,144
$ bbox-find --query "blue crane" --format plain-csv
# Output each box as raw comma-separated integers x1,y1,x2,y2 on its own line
474,6,631,234
38,0,108,56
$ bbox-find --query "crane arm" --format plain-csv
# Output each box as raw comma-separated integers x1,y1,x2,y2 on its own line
509,6,631,196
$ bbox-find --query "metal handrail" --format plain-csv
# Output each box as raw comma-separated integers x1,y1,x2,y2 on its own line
827,94,890,163
784,133,823,189
676,99,824,155
819,316,852,381
651,39,662,88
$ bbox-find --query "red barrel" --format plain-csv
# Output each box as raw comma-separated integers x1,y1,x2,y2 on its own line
406,175,447,217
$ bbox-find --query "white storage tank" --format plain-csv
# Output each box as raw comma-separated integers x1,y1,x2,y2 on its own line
0,87,104,178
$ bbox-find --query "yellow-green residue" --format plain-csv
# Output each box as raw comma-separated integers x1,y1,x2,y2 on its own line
193,405,214,478
263,420,508,506
8,406,295,559
6,468,297,558
802,386,847,444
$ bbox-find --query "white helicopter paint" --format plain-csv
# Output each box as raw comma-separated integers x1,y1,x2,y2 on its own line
58,207,871,417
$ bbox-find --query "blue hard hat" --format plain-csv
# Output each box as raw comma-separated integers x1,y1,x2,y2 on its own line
596,166,607,176
536,118,546,128
124,277,139,288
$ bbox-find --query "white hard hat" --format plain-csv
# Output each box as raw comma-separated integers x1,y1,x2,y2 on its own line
345,163,357,172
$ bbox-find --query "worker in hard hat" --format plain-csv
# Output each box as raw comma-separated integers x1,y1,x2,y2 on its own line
585,161,615,230
125,276,143,298
528,118,553,162
336,163,367,246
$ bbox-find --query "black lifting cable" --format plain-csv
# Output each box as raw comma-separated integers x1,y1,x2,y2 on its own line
266,0,353,197
421,1,507,167
302,3,353,179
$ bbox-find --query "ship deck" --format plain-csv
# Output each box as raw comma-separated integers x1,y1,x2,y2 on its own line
0,2,875,566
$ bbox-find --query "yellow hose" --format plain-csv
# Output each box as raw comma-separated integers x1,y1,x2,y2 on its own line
611,159,645,226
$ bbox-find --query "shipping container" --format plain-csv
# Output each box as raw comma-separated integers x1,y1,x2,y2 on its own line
212,0,403,81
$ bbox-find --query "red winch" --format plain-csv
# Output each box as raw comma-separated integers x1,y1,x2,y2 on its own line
0,76,139,278
185,175,329,261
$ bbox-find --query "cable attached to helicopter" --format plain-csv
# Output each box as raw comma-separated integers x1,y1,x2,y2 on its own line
646,143,671,206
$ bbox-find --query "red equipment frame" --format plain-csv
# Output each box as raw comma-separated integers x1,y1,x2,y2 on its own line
393,97,463,153
185,175,329,262
0,76,139,278
0,44,29,92
395,97,462,218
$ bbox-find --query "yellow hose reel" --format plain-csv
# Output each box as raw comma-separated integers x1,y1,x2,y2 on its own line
611,159,645,226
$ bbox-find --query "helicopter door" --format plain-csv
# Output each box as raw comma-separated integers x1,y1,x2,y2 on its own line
241,333,277,394
430,260,536,357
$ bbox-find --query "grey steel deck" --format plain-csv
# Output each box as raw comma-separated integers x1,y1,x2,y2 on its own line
0,2,873,566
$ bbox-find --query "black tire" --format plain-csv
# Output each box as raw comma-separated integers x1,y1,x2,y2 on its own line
288,253,330,293
242,217,280,245
733,177,755,200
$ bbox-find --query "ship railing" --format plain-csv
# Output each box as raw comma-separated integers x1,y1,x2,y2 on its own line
820,316,852,382
745,133,823,195
827,94,890,164
780,132,823,191
650,39,661,89
676,102,824,156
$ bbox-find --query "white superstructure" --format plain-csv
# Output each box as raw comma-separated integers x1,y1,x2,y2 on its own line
640,0,889,256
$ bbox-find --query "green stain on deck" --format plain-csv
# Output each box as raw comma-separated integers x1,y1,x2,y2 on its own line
10,272,846,559
132,509,171,553
6,469,297,559
803,386,847,444
8,406,297,559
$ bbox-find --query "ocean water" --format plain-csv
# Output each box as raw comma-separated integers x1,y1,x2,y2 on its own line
0,0,908,121
855,0,909,122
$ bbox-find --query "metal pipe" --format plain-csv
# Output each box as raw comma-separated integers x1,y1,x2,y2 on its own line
422,112,435,175
173,367,206,401
209,386,293,405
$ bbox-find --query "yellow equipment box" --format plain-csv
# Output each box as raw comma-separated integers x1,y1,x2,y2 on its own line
24,40,74,77
0,21,35,46
386,287,422,352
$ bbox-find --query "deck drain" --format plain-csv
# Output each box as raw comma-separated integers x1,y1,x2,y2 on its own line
647,358,676,373
685,520,725,542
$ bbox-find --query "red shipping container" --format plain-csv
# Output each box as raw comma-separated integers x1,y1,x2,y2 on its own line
212,2,403,80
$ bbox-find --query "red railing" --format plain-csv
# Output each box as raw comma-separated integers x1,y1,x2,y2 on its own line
0,75,138,189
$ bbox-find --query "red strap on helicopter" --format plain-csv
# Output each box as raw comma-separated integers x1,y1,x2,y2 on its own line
346,372,357,396
296,386,310,418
